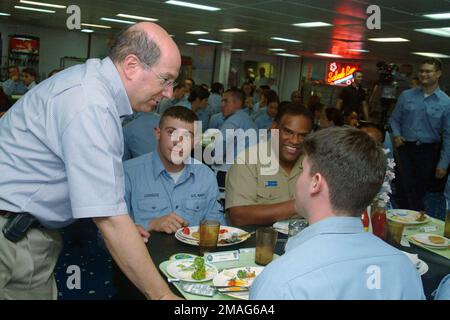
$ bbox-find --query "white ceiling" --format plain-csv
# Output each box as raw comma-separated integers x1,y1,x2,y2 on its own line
1,0,450,62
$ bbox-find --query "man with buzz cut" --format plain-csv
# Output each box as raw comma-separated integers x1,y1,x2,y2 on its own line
250,127,425,300
226,103,313,226
124,106,225,234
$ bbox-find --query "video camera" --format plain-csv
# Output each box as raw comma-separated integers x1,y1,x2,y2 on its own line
376,61,399,86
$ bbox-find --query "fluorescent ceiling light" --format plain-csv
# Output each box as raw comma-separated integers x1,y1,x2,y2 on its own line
19,0,66,8
81,29,94,33
412,52,450,58
198,38,222,44
268,48,286,52
292,22,332,27
101,17,135,24
165,1,221,11
117,14,158,21
423,12,450,20
271,37,301,43
14,5,55,13
0,12,11,16
275,53,300,57
415,28,450,38
349,49,369,53
186,42,198,46
368,37,409,42
187,30,209,35
315,53,343,58
231,49,245,52
220,28,246,33
81,23,111,29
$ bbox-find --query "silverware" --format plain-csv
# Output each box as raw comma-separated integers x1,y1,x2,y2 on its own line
215,286,250,293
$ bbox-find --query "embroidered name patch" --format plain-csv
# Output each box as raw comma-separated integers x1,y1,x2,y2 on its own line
265,180,278,187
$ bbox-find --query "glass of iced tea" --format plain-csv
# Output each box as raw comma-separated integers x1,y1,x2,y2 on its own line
199,220,220,255
255,227,278,266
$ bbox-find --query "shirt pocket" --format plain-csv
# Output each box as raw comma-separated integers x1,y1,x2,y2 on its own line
256,186,281,202
183,199,208,215
135,198,169,226
404,99,416,111
426,107,443,129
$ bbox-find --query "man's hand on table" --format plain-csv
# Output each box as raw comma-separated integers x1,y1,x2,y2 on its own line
135,224,150,243
149,213,188,234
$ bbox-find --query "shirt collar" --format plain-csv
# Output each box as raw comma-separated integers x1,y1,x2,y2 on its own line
150,151,195,182
99,57,133,118
285,216,364,252
417,86,443,98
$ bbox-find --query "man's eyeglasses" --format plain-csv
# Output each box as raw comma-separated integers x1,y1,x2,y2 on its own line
150,68,178,88
139,59,178,88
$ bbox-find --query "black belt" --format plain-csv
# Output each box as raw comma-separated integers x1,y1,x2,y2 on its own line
404,141,440,147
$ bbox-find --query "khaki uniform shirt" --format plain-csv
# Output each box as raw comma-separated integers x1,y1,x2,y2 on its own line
225,141,303,210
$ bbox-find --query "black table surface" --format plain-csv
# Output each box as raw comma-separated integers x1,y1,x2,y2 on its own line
113,225,449,300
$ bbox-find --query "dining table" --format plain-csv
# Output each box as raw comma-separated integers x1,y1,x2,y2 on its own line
112,223,449,300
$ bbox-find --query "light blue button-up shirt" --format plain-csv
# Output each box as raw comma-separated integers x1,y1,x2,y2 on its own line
208,112,225,129
1,79,27,96
212,109,258,172
389,87,450,169
122,112,160,160
250,217,425,300
0,57,132,228
196,108,210,133
185,101,210,133
254,108,274,130
156,96,191,115
124,151,225,229
208,93,222,115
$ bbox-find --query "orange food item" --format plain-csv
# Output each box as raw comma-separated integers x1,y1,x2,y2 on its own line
428,235,445,244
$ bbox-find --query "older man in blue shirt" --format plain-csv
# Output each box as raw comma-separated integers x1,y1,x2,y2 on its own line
250,127,425,300
124,106,225,233
389,58,450,211
0,22,181,300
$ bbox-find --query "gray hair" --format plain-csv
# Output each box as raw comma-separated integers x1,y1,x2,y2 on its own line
109,29,161,68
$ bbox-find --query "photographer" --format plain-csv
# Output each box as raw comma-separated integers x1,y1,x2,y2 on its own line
369,61,407,130
336,70,369,121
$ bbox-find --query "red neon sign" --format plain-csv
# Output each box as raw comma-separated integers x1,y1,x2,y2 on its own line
326,62,360,85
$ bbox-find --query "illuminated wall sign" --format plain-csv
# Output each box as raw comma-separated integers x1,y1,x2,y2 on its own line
326,62,360,85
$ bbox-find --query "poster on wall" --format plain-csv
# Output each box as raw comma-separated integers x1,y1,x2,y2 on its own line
8,35,40,72
325,61,360,86
9,35,39,54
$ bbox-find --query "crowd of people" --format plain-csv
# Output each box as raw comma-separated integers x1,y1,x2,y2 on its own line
0,21,448,301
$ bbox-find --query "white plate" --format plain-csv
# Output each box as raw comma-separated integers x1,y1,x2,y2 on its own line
212,266,264,300
166,258,218,283
387,209,429,225
272,220,290,235
175,226,251,247
401,251,429,276
409,233,449,248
